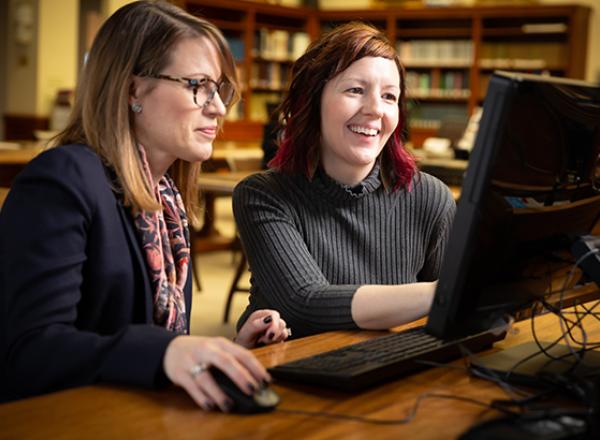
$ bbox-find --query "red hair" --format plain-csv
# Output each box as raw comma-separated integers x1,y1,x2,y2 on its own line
270,22,416,190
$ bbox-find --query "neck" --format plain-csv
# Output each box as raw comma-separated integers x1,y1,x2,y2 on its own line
140,146,173,187
321,162,374,187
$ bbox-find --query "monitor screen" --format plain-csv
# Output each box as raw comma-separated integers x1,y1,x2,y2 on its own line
426,71,600,340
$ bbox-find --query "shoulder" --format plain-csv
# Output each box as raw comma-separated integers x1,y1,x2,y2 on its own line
12,144,113,211
22,144,105,183
232,170,307,220
234,170,302,198
413,172,454,201
410,172,456,216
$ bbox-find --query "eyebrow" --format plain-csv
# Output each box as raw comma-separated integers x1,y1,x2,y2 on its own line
183,72,219,81
339,77,400,90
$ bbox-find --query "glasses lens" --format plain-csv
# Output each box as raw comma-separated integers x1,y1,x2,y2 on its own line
191,78,235,107
218,82,235,107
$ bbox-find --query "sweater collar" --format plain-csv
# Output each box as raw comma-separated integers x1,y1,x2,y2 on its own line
313,163,382,201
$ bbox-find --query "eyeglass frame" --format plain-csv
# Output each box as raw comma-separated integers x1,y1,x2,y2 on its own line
141,73,235,108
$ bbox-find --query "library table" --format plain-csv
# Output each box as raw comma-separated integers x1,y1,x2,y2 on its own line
0,144,41,187
194,171,256,253
2,304,598,440
0,141,261,187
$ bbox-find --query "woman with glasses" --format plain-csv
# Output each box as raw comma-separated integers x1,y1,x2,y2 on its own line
233,23,456,339
0,1,288,411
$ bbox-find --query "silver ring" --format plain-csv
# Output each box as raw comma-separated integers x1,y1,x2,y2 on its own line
190,363,208,378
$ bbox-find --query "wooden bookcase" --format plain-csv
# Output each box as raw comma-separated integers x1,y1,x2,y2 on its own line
177,0,318,141
178,1,590,144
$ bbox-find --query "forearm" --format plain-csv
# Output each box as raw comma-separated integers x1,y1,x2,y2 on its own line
351,281,437,330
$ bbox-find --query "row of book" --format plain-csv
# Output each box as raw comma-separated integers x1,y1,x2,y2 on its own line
224,93,282,123
225,30,310,63
407,102,468,132
249,61,292,91
248,93,281,122
253,29,310,62
479,42,567,69
397,40,473,66
405,71,470,99
230,36,566,79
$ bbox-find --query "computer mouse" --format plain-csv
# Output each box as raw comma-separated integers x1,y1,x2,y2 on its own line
210,367,280,414
459,413,588,440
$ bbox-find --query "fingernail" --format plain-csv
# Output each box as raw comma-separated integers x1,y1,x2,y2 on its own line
262,379,270,388
247,383,256,394
268,332,274,340
263,315,273,324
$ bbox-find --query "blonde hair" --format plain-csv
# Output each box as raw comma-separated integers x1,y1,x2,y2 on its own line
54,0,239,223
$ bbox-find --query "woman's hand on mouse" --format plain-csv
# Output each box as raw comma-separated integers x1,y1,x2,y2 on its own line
163,335,270,411
234,309,290,348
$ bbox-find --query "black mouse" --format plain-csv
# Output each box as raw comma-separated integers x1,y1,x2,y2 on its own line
459,413,589,440
210,367,280,414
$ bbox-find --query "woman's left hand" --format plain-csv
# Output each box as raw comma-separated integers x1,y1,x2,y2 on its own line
234,309,290,348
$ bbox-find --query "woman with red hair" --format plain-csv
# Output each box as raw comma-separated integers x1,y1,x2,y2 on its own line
233,23,455,338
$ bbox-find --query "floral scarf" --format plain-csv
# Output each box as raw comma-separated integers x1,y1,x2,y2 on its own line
133,145,190,333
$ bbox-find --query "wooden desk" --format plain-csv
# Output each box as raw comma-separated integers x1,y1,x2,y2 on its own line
194,171,256,253
0,143,260,186
2,307,598,439
0,146,42,187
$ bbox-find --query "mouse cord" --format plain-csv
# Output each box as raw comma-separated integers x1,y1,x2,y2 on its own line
274,392,517,425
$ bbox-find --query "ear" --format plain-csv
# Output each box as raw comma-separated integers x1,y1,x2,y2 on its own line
129,76,142,105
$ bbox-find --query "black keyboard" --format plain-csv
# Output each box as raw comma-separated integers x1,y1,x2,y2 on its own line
269,326,504,391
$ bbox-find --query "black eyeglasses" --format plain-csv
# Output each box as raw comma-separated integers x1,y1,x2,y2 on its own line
144,73,235,108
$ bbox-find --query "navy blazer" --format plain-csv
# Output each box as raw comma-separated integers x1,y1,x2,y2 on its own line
0,144,192,401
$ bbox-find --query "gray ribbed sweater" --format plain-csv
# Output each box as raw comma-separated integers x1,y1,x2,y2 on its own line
232,165,456,338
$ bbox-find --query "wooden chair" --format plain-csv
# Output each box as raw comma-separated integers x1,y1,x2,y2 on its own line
223,237,250,323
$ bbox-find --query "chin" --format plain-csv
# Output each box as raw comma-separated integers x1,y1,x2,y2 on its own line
191,143,213,162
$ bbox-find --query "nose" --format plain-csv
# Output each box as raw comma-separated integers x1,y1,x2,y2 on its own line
204,92,227,117
362,92,384,117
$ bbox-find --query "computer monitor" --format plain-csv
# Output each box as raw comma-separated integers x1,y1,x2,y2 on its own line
426,71,600,340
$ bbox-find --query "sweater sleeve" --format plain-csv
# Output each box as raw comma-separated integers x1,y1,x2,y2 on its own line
0,147,176,401
233,175,359,336
417,175,457,281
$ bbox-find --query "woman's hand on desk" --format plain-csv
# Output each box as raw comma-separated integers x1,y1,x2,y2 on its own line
234,309,289,348
163,335,270,412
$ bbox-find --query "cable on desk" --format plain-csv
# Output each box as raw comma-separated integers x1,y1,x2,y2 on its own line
462,250,600,432
275,392,517,425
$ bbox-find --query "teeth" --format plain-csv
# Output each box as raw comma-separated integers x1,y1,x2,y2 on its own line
349,126,379,136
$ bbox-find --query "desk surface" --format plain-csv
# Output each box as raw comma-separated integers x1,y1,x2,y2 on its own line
198,171,255,194
0,142,261,164
2,309,598,439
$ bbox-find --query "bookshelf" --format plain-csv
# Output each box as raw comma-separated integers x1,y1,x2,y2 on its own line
178,0,318,141
178,1,590,145
317,4,590,146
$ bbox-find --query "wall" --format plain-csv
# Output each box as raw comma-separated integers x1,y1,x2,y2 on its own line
5,0,77,118
102,0,136,15
6,0,38,116
37,0,78,115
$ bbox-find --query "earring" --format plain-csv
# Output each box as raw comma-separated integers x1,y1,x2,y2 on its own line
131,103,142,113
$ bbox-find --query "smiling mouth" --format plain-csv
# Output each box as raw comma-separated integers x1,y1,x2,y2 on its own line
348,125,380,137
197,127,217,136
